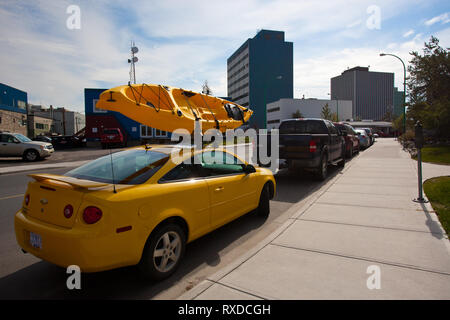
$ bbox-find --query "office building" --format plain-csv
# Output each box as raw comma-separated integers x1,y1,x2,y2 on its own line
393,87,404,119
330,67,394,121
227,29,293,129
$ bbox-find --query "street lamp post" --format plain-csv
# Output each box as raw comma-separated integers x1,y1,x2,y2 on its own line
380,53,406,134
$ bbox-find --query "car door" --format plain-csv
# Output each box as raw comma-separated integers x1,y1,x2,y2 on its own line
158,162,211,240
201,150,259,229
0,134,21,156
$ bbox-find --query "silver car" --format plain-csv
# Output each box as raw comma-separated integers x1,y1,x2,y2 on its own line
355,129,370,149
0,132,54,161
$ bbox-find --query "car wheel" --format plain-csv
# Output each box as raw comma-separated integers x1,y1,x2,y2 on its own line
338,147,346,168
23,149,39,162
316,153,328,181
138,223,186,281
347,145,353,158
256,183,270,218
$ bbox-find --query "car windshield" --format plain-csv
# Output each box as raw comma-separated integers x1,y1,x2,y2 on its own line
65,149,170,185
356,130,366,136
14,133,32,142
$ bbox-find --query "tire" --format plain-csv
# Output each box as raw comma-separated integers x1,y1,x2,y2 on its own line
337,147,346,168
316,153,328,181
23,149,40,162
138,223,186,281
256,183,270,218
347,145,353,159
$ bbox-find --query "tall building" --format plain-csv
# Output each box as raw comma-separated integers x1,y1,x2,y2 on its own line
393,87,404,119
330,67,394,120
227,29,293,129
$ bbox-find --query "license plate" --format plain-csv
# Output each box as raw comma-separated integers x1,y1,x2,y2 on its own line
29,232,42,249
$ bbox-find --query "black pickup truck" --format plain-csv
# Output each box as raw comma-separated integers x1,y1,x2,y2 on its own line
279,118,346,180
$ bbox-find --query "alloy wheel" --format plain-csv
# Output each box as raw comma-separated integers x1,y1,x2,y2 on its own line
153,231,182,273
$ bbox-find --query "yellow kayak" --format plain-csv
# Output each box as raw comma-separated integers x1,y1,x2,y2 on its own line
96,84,253,133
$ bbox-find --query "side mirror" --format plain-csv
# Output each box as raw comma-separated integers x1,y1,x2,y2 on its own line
243,164,256,174
14,139,21,144
357,132,361,135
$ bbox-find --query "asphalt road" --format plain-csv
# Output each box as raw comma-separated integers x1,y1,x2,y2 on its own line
0,162,345,299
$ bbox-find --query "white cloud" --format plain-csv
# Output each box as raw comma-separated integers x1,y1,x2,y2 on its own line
424,12,449,26
403,29,414,37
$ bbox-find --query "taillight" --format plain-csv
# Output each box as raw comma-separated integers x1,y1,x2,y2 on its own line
63,204,74,219
24,194,30,206
309,140,317,153
83,206,103,224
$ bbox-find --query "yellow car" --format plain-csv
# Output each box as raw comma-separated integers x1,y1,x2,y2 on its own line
15,145,275,280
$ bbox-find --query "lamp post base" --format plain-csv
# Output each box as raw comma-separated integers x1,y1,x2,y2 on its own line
412,198,429,203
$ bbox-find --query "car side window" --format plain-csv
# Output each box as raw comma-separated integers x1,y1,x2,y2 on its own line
1,134,15,143
201,151,245,177
159,163,206,182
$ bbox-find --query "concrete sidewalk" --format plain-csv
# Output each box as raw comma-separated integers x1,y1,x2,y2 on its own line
179,138,450,300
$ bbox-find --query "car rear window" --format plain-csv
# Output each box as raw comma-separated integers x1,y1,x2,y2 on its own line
279,120,328,134
65,149,169,185
103,129,119,134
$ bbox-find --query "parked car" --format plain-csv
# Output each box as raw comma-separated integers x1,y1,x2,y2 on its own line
360,128,374,145
15,146,275,280
101,128,126,149
33,135,53,144
279,118,346,180
51,135,85,149
333,122,360,158
0,132,54,161
355,129,370,149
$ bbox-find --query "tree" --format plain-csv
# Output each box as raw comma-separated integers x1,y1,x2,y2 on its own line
202,80,213,95
320,103,338,121
292,109,303,118
406,36,450,138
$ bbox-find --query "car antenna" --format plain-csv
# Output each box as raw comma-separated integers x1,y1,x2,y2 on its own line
109,148,117,193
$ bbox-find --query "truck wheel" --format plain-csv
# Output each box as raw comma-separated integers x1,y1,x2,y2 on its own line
138,223,186,281
316,154,328,181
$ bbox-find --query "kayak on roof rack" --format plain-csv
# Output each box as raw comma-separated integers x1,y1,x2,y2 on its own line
95,83,253,133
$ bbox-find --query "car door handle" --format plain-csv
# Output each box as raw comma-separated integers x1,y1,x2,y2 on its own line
214,186,224,192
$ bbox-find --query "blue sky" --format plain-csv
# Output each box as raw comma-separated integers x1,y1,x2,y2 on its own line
0,0,449,113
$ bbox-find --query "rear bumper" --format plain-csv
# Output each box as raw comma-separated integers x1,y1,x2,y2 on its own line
14,210,138,272
284,156,321,169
